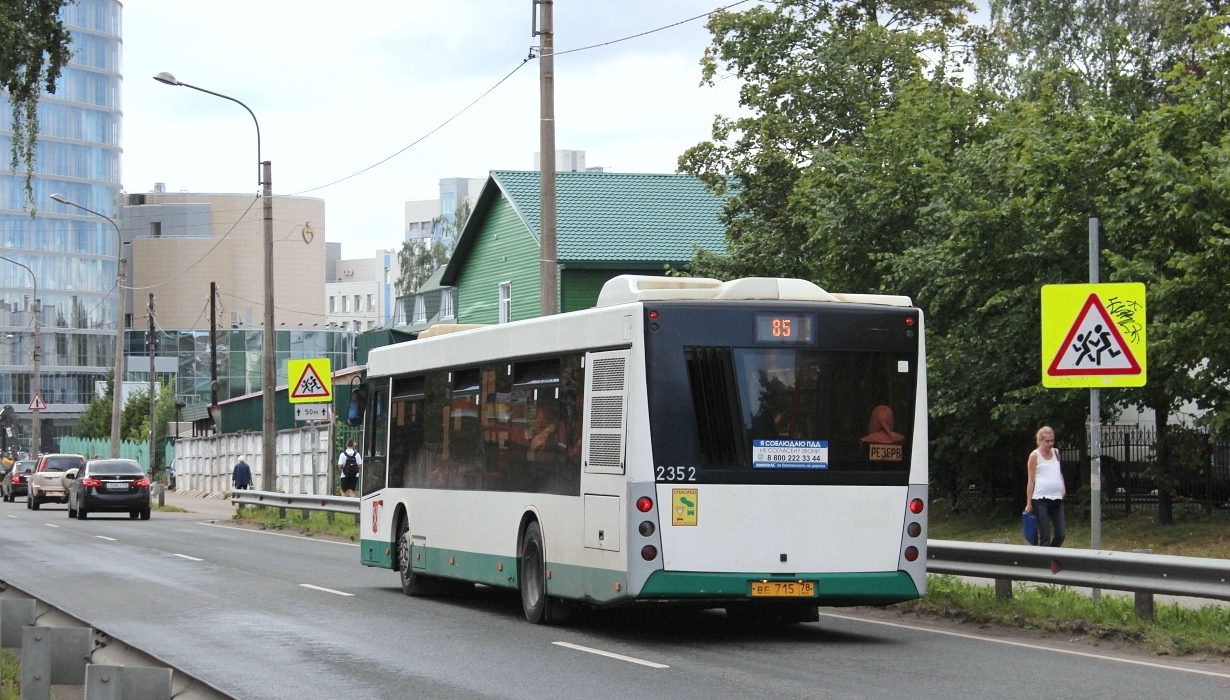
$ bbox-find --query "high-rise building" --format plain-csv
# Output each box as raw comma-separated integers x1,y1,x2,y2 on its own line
0,0,123,450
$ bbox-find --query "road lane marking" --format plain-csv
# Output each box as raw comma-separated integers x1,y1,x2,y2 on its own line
172,553,203,561
197,521,359,546
44,523,59,528
819,612,1230,679
300,584,353,597
553,641,669,669
94,535,116,541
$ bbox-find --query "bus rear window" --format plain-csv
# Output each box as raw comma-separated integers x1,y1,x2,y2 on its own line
686,347,915,476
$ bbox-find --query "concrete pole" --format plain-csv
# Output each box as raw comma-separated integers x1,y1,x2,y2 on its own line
262,160,276,492
536,0,557,316
147,294,157,477
31,298,40,455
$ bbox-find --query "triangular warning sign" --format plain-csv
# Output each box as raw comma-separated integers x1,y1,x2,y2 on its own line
28,393,46,411
291,362,331,400
1047,294,1141,376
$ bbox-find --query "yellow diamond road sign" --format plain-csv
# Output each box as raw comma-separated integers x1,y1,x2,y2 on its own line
1041,283,1146,388
287,358,332,403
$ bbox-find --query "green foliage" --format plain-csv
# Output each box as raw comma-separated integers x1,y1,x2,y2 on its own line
395,199,470,296
683,0,1230,509
1,0,73,212
233,505,359,541
0,648,15,700
74,373,115,439
78,377,177,465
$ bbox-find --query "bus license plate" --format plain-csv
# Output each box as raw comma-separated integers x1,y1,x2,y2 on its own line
750,581,814,597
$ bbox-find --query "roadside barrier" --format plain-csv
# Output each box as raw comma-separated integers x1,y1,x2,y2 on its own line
0,585,232,700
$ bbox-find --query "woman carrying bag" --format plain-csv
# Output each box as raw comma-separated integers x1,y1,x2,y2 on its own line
1024,426,1066,547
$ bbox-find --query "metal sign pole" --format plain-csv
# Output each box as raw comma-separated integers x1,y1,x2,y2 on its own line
1089,217,1102,604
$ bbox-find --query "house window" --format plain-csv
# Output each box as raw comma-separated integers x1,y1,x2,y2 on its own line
368,294,376,312
440,289,455,320
354,294,362,312
498,282,511,324
342,296,350,312
413,296,426,324
329,296,336,313
150,221,162,238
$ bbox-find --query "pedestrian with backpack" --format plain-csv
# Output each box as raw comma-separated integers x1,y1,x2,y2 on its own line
338,439,362,497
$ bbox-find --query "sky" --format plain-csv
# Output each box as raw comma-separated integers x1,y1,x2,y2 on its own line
120,1,751,259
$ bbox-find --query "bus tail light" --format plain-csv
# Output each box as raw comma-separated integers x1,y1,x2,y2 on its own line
908,498,924,515
636,496,653,513
641,545,658,561
638,521,655,537
903,546,919,562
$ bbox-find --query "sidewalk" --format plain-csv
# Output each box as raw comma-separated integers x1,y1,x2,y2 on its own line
156,487,236,521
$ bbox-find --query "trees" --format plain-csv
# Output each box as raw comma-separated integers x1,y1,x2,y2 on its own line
682,0,1230,511
394,199,470,296
1,0,73,209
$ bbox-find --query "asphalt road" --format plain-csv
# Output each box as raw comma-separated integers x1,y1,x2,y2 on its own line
2,494,1228,700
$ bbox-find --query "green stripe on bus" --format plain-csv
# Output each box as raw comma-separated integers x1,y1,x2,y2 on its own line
361,539,394,569
638,570,920,601
359,540,629,603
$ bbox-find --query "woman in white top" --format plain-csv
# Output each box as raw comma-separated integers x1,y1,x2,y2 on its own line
1025,426,1066,547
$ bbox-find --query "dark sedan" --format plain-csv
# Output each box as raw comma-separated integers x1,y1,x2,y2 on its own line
2,460,36,502
66,459,151,520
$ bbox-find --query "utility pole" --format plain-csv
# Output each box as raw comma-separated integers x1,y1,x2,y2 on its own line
534,0,557,316
31,298,40,455
147,294,157,477
210,281,219,418
261,160,276,492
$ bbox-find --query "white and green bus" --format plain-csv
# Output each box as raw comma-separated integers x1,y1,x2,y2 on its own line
359,275,927,624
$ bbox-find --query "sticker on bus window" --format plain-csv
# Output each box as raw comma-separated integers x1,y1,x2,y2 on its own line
869,444,903,461
751,440,829,469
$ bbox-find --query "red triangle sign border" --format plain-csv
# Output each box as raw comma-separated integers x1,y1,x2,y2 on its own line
1047,294,1141,377
290,362,331,399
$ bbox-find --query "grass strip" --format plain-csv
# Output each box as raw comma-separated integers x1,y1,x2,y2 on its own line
901,574,1230,656
233,505,359,541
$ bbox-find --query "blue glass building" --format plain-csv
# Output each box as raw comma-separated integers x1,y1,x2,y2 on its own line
0,0,123,448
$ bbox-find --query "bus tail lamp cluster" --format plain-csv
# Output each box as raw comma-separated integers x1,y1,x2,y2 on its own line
636,496,658,561
903,498,925,562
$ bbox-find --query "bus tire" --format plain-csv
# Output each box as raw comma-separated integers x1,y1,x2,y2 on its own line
520,521,551,624
397,517,438,596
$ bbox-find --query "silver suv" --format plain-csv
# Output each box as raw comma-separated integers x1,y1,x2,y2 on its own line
28,453,86,510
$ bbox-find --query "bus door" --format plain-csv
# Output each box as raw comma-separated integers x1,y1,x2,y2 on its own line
582,350,630,552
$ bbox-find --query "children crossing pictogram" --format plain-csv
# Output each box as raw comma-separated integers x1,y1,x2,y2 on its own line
1041,283,1146,388
290,361,331,401
1047,294,1140,376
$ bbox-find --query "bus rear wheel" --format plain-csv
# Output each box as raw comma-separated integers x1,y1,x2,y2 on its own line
397,518,439,596
520,521,553,624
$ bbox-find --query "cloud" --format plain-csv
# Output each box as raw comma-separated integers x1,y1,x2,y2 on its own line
122,1,749,257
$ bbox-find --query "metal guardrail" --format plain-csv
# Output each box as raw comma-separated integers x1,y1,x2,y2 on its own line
231,489,359,517
228,492,1230,605
929,539,1230,603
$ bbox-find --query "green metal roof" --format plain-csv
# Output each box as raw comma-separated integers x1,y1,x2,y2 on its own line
442,171,726,284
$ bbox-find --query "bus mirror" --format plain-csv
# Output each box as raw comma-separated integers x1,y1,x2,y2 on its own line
346,385,368,427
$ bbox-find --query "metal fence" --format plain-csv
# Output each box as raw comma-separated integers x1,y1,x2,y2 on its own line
972,427,1230,514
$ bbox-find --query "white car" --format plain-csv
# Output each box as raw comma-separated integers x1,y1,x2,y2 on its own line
28,453,86,510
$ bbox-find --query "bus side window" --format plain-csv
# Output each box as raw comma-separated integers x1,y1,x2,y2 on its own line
363,386,388,495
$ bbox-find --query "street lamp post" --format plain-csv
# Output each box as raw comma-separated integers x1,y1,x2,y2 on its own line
0,255,40,456
49,193,125,458
154,72,277,492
